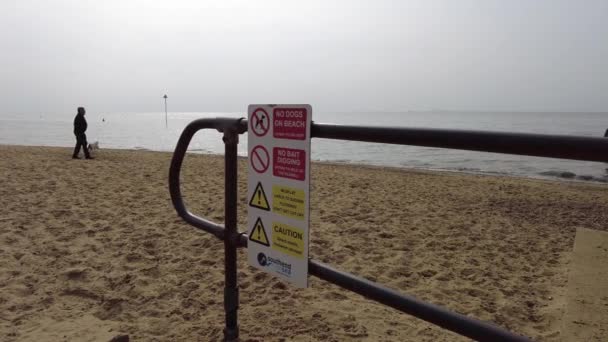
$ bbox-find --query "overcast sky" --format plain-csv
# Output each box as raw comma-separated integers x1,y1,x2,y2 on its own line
1,0,607,115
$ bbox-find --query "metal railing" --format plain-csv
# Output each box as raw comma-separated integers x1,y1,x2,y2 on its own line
169,117,608,341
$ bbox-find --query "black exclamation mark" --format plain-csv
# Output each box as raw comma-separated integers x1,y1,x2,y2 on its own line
257,189,261,205
257,225,261,240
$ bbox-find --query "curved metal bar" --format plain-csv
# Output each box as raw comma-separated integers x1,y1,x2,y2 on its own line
168,117,246,240
171,117,608,342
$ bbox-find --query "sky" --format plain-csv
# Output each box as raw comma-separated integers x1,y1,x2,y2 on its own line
1,0,607,115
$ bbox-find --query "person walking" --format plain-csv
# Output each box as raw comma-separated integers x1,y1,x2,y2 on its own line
72,107,93,159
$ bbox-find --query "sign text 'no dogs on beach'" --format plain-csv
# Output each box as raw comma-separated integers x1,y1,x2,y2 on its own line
247,104,312,288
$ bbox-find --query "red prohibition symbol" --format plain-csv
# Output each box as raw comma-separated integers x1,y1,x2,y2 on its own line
250,145,270,173
250,108,270,137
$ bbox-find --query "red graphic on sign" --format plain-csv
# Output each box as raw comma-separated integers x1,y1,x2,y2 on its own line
273,107,307,140
250,108,270,137
250,145,270,173
273,147,306,181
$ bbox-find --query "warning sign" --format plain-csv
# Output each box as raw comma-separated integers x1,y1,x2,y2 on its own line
272,222,304,258
273,107,307,140
249,217,270,246
272,185,305,220
273,147,306,181
249,182,270,211
247,104,311,288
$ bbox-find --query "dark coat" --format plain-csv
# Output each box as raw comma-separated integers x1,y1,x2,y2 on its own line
74,113,87,135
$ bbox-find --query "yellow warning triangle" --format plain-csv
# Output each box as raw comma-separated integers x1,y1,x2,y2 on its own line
249,182,270,211
249,217,270,246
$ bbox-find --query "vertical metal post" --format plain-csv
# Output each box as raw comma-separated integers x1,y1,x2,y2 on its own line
223,128,239,341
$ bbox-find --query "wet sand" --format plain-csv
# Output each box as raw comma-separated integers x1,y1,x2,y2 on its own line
1,145,607,341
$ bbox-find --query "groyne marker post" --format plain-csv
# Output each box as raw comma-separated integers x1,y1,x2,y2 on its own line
163,94,168,128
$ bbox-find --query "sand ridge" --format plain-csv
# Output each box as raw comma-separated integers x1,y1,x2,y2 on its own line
1,145,607,341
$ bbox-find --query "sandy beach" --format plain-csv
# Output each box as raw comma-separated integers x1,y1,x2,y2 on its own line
1,145,607,341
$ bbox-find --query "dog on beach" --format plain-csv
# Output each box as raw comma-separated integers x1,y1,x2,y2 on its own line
87,141,99,158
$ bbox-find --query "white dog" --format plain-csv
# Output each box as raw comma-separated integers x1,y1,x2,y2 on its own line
87,141,99,157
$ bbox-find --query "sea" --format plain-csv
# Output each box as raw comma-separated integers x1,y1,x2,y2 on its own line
1,111,607,183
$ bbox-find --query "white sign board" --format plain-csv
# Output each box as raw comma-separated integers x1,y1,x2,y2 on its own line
247,104,312,288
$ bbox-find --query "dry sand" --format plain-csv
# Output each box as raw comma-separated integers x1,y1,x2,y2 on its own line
561,228,608,341
1,145,607,341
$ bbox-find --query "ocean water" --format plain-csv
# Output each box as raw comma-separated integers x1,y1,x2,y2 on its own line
1,111,607,182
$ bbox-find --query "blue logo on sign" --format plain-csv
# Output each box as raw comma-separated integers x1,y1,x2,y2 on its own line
257,252,268,266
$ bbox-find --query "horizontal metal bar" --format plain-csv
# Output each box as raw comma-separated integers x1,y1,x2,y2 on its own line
311,123,608,163
169,118,246,240
237,234,529,341
308,260,531,342
237,119,608,162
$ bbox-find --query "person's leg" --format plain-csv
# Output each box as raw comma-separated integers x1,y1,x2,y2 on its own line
73,134,83,158
83,134,92,159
